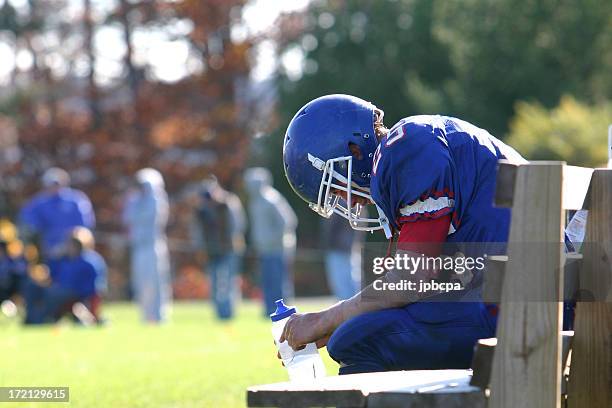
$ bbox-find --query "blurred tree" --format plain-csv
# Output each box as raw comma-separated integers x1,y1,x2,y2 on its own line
83,0,101,129
507,96,612,167
269,0,612,140
0,0,254,299
261,0,612,246
435,0,612,135
260,0,454,246
0,1,19,34
115,0,141,104
276,0,453,126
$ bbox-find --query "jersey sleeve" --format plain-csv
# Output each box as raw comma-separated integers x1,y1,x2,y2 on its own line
397,214,451,256
18,198,43,232
370,117,457,231
75,190,96,230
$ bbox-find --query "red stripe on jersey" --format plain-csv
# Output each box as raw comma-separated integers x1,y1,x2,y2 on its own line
397,214,451,256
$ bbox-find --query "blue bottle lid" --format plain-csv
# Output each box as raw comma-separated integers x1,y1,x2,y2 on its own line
270,299,296,322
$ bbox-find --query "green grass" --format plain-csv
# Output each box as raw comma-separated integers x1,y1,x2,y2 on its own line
0,301,338,408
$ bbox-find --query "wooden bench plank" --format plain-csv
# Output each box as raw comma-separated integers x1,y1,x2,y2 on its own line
367,392,485,408
247,370,475,408
247,389,363,408
495,161,593,210
470,332,573,390
568,169,612,408
469,338,497,389
482,256,506,303
495,161,519,208
484,255,582,304
367,375,485,408
489,162,565,408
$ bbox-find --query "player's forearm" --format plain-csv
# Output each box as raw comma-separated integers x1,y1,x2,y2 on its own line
316,286,411,335
319,256,436,332
336,276,419,322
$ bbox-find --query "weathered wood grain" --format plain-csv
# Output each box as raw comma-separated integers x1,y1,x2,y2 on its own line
247,369,477,408
489,162,565,408
495,161,592,210
471,333,573,390
567,169,612,408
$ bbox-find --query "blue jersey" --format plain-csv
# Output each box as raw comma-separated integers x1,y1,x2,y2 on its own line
19,188,95,256
48,255,98,300
370,115,526,250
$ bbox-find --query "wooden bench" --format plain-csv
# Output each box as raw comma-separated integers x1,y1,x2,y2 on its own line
248,369,483,408
247,162,612,408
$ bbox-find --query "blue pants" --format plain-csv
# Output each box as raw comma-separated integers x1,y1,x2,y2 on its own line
325,251,359,300
23,280,78,324
208,254,238,320
0,272,25,302
260,253,288,316
326,301,496,375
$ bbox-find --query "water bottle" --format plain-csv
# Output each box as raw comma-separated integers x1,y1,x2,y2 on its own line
270,299,326,382
566,210,588,252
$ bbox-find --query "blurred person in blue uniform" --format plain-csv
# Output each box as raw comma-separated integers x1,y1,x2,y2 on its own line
244,168,297,316
72,226,107,319
23,229,99,324
19,167,95,260
191,176,246,320
72,227,107,296
122,168,171,323
0,238,28,304
321,213,364,300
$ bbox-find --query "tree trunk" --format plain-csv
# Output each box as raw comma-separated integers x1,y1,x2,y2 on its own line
84,0,101,129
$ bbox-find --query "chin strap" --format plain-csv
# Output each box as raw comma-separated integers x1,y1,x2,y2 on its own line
375,204,392,239
385,225,397,257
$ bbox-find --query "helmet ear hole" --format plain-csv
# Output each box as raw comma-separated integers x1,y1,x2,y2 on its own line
348,142,363,160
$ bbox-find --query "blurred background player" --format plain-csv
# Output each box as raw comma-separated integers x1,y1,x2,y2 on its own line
244,168,297,316
0,237,27,314
122,168,171,323
191,176,246,320
22,228,100,324
72,226,107,320
320,212,364,300
18,167,95,261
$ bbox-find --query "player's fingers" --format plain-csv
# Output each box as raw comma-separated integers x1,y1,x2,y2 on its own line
286,324,296,348
279,323,288,343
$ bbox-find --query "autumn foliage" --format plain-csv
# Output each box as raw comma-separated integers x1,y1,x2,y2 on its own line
0,0,254,299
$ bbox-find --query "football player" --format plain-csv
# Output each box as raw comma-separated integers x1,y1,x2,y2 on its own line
280,94,527,374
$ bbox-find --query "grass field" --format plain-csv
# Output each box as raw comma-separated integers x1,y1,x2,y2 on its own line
0,300,338,408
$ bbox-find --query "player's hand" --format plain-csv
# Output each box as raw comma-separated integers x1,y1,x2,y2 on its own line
279,311,334,351
276,334,330,364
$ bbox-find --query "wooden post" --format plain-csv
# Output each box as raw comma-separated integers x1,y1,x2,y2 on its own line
489,162,565,408
567,169,612,408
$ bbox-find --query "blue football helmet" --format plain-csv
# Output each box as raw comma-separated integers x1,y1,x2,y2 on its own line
283,94,391,237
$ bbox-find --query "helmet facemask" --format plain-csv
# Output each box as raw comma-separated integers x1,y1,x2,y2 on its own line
308,153,391,238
